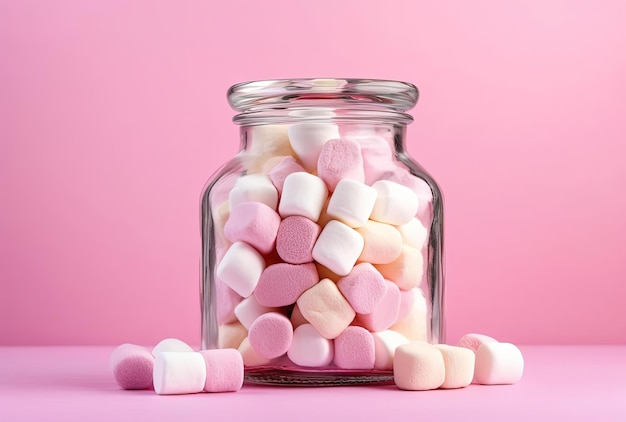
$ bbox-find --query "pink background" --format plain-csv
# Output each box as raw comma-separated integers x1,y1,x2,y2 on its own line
1,1,625,346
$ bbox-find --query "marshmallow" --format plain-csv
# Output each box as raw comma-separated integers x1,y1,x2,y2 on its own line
397,218,428,250
317,138,365,191
248,312,294,359
356,280,401,332
279,172,329,222
388,169,434,223
288,324,334,368
372,331,410,370
474,343,524,385
312,220,364,276
333,326,375,370
267,156,306,194
390,288,428,342
215,278,242,325
370,180,419,226
199,349,244,392
457,333,498,353
375,246,423,290
276,216,320,264
254,262,319,307
238,337,272,367
223,202,281,254
433,344,475,389
242,125,293,173
356,220,403,264
336,263,388,314
229,174,279,211
326,179,377,228
216,242,265,298
234,296,279,329
393,343,445,391
153,352,207,395
218,322,248,349
397,288,417,322
290,303,308,329
297,278,356,339
287,123,340,170
110,344,154,390
344,134,395,186
152,338,194,356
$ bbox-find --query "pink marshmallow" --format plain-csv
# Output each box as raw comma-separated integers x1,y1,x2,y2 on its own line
199,349,244,393
336,263,388,314
268,156,306,194
333,326,375,370
215,277,242,325
248,312,294,359
317,138,365,191
356,280,401,332
397,288,416,322
297,278,356,339
224,202,281,254
457,333,499,353
254,262,319,307
276,216,321,264
110,344,154,390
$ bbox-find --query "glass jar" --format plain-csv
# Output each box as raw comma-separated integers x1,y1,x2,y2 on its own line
200,78,444,385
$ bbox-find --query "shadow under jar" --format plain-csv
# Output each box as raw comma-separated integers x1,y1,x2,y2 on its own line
200,78,444,386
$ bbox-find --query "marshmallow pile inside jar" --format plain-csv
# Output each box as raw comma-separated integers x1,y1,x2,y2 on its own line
200,79,444,385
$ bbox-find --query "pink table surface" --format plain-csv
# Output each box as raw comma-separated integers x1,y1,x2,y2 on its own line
0,346,625,421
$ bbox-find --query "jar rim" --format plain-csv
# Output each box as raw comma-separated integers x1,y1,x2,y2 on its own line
227,78,419,113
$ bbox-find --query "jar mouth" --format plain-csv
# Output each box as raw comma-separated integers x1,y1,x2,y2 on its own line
228,78,419,125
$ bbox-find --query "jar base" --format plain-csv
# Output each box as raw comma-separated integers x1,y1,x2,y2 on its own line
244,368,394,387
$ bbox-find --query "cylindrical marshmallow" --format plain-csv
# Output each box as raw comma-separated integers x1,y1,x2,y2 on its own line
356,280,401,333
390,288,428,342
356,220,404,264
287,123,340,170
254,262,319,307
110,344,155,390
276,216,321,264
474,343,524,385
336,263,388,315
199,349,244,392
215,278,242,325
326,179,377,228
267,156,306,193
279,172,329,222
393,343,445,391
216,242,265,298
433,344,475,389
238,337,272,367
223,202,281,254
333,326,375,370
153,352,207,395
375,245,423,290
218,322,248,350
316,138,365,191
457,333,499,353
229,174,279,210
297,278,356,339
372,331,410,371
312,220,364,276
152,338,194,356
287,324,334,368
234,296,279,329
248,312,294,359
370,180,419,225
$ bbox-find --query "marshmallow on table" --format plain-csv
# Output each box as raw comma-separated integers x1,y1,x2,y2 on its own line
218,322,248,349
253,262,319,307
333,326,375,370
152,338,194,356
199,349,244,392
356,220,403,264
393,343,445,391
238,337,272,367
356,280,401,332
267,156,306,194
317,138,365,191
287,123,340,170
288,324,334,368
312,220,364,276
216,241,265,298
215,277,242,325
372,331,410,371
276,216,320,264
375,245,423,290
297,278,356,339
474,343,524,385
390,288,428,342
224,202,281,254
397,218,428,251
153,352,207,395
370,180,419,226
458,333,498,353
279,172,329,222
110,344,154,390
326,179,377,228
229,174,279,211
234,296,279,329
248,312,294,359
433,344,475,389
336,263,388,314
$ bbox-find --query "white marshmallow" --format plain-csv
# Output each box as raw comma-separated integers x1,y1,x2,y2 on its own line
153,352,207,395
312,220,364,276
457,333,498,353
229,174,279,210
372,330,410,370
326,179,377,228
370,180,419,225
152,338,194,356
474,343,524,385
397,218,428,250
287,324,334,368
434,344,475,389
216,242,265,298
234,296,279,329
287,123,340,170
279,172,329,222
